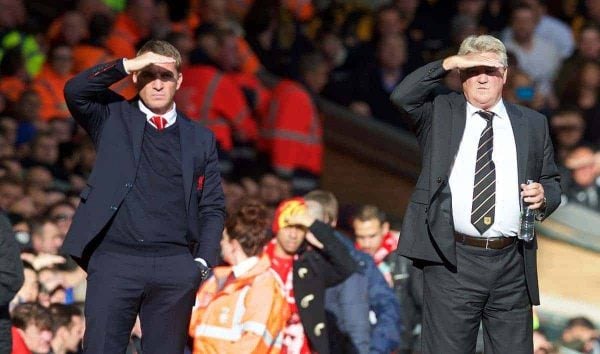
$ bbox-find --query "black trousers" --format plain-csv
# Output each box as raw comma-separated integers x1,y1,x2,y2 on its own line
83,251,203,354
421,240,533,354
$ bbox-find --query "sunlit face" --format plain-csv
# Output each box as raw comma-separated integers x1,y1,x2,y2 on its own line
460,52,507,110
275,226,306,255
20,324,52,353
32,222,63,255
220,230,235,265
353,219,389,257
64,315,84,351
133,62,182,115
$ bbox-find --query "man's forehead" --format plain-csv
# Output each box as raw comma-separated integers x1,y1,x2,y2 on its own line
139,63,178,75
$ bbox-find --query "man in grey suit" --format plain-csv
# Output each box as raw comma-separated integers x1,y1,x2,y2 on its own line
391,35,561,354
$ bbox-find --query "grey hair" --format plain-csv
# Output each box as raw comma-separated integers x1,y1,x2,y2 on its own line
458,35,508,67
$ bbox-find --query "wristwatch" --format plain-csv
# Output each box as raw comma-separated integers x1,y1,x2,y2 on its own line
194,258,211,281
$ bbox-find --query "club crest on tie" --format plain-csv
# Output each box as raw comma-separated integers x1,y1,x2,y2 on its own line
484,217,492,225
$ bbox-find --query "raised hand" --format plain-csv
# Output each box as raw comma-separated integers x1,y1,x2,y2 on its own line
442,53,505,71
123,51,176,73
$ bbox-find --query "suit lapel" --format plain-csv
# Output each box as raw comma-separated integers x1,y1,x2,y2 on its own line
179,116,195,214
506,103,528,184
449,99,467,169
130,100,146,166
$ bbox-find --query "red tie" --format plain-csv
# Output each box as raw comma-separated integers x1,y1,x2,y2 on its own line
150,116,167,131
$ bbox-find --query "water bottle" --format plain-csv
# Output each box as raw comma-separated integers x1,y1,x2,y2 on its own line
519,179,536,242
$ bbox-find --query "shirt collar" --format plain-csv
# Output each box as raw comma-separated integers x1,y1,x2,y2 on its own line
466,99,508,121
232,256,259,278
138,100,178,127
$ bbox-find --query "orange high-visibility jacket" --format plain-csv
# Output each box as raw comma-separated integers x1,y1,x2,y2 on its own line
258,79,323,176
105,13,145,59
176,65,257,151
31,65,72,121
72,44,136,99
189,254,290,354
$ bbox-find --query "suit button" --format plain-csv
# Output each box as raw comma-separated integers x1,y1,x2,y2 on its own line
314,323,325,336
437,177,442,183
125,183,133,188
109,205,117,211
300,294,314,308
298,267,308,279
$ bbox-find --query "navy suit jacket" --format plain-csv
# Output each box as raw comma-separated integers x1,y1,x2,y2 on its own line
390,60,561,305
62,59,225,267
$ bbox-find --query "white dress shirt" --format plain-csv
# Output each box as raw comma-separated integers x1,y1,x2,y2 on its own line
449,100,520,237
232,256,259,278
138,100,177,129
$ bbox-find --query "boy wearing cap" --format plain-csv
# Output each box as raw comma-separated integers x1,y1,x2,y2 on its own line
265,198,358,354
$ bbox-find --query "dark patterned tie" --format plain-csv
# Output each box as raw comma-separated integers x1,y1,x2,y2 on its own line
471,111,496,234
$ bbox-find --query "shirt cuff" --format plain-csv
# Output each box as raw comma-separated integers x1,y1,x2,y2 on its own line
122,58,130,74
194,258,208,267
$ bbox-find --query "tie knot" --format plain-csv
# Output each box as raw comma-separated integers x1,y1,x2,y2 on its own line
477,110,494,122
150,116,167,131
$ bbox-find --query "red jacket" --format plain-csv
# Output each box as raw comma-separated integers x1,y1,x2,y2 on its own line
11,327,31,354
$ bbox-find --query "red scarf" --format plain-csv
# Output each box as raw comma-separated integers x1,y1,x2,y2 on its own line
265,240,311,354
366,231,400,266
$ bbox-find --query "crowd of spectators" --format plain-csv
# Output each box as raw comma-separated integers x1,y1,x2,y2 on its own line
1,0,600,353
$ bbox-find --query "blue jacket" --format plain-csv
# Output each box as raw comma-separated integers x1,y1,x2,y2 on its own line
325,229,402,354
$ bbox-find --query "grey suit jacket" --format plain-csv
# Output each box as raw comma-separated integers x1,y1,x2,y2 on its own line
390,60,561,305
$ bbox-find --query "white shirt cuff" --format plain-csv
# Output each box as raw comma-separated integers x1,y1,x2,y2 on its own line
194,258,208,267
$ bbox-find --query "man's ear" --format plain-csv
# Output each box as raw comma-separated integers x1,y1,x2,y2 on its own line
176,72,182,90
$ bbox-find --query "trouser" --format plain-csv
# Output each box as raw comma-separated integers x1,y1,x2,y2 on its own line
421,240,533,354
83,251,203,354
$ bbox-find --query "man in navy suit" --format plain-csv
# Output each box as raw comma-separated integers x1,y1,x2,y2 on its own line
62,40,225,353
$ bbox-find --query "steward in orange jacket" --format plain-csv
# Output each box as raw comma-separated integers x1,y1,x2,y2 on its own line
189,254,290,354
31,44,74,121
176,64,256,152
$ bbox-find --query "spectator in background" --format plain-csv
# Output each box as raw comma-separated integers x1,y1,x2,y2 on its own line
559,60,600,145
503,68,545,111
14,90,42,147
549,109,587,164
48,304,84,354
189,199,289,353
350,34,411,130
105,0,156,58
564,145,600,212
560,316,600,354
46,201,76,238
504,4,561,106
10,303,53,354
258,52,328,195
0,212,24,354
265,198,358,354
0,177,24,212
29,218,63,256
352,205,399,283
31,43,75,122
304,190,402,354
502,0,574,59
555,24,600,98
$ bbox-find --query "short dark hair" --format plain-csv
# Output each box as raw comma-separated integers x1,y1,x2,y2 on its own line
352,204,388,224
304,190,339,223
11,303,53,331
137,39,182,72
225,199,270,257
49,303,83,332
565,316,596,330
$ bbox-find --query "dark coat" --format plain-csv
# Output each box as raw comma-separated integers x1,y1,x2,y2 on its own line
62,59,225,268
293,221,358,354
390,60,561,305
0,213,24,354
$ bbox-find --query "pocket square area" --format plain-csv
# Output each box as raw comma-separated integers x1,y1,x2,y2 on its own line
197,175,205,190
